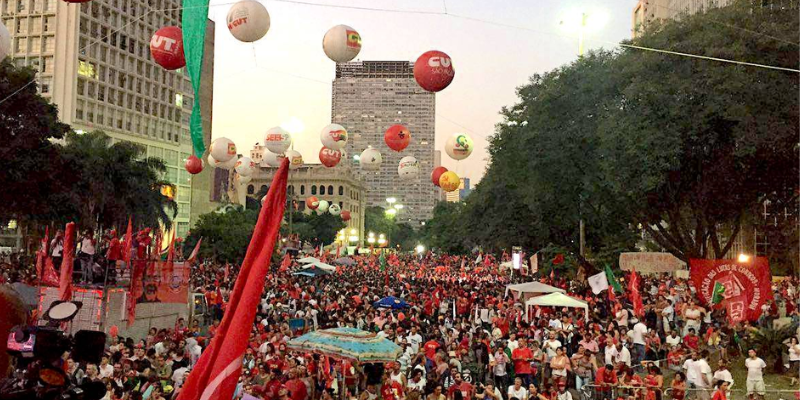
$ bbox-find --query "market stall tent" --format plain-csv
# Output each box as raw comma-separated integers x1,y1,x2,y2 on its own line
504,281,565,301
525,292,589,321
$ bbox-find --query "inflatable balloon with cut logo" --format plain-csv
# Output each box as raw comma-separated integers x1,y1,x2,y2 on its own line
398,156,420,180
150,26,185,70
264,126,292,154
445,133,473,161
439,171,460,192
285,149,303,170
341,210,351,221
414,50,455,92
209,137,237,163
185,155,203,174
234,156,255,176
227,0,270,42
320,124,348,150
306,196,320,210
359,146,382,171
384,125,411,152
261,150,285,168
328,203,341,216
323,25,361,63
431,166,448,187
319,147,342,168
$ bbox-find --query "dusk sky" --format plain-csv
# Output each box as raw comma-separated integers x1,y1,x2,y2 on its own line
208,0,634,184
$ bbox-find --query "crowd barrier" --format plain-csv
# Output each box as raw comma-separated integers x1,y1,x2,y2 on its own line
580,384,799,400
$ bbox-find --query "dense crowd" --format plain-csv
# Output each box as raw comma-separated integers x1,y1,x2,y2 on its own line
2,249,800,400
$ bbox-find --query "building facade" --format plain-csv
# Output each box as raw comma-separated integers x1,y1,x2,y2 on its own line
332,61,437,226
0,0,214,238
247,160,367,244
632,0,731,36
444,177,472,203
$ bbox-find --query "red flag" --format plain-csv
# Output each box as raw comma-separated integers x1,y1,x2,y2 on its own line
187,238,202,263
628,268,644,317
690,257,773,322
58,223,76,302
552,253,565,265
279,254,292,272
36,227,49,281
223,264,230,281
163,231,176,282
123,217,133,266
177,158,289,400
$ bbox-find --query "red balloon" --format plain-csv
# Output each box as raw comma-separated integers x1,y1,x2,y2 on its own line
150,26,186,70
431,166,448,187
185,154,203,174
384,125,411,152
341,210,351,221
306,196,320,210
319,147,342,168
414,50,455,92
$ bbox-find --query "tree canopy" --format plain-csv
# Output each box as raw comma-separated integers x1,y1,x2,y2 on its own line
426,1,798,268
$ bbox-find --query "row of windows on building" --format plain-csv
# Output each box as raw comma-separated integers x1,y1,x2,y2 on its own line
247,183,362,201
0,0,57,14
83,0,181,34
76,98,187,143
76,76,186,123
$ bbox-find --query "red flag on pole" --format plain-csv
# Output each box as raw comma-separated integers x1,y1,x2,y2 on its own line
123,217,133,266
177,158,290,400
279,254,292,272
187,238,202,263
58,222,76,302
628,268,644,317
163,231,176,282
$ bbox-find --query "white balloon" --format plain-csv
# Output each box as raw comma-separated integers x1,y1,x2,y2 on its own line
264,126,292,154
219,154,239,170
227,0,270,42
261,150,285,167
238,174,252,184
398,155,420,180
210,137,237,163
444,133,474,161
235,156,255,176
207,153,219,168
322,24,361,63
285,149,303,170
360,146,382,171
317,200,330,213
320,124,348,150
328,203,341,216
0,21,10,61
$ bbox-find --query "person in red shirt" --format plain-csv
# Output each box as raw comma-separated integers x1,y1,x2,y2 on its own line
284,368,308,400
683,328,700,351
380,374,404,400
446,372,474,400
595,364,618,400
424,336,441,361
262,369,283,400
512,338,534,387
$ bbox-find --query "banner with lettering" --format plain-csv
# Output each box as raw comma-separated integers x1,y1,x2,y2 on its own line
689,257,772,322
131,261,191,304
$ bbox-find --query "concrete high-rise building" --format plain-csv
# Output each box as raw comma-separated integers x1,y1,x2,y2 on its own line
0,0,214,237
332,61,436,226
632,0,731,37
445,178,471,203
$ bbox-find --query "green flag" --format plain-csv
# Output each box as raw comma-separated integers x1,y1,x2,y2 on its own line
182,0,209,158
379,252,387,271
711,281,726,304
605,265,623,294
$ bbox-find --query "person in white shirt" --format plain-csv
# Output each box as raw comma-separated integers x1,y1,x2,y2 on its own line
604,342,618,367
789,337,800,385
684,351,712,400
745,349,766,400
407,326,423,354
665,329,682,348
662,300,675,333
475,382,503,400
616,307,629,327
507,377,528,400
544,332,562,359
713,360,733,399
613,342,631,367
631,321,648,364
506,333,519,352
98,356,114,379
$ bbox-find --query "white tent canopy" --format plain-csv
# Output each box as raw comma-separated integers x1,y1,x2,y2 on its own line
301,260,336,272
298,256,319,264
525,292,589,321
505,281,565,299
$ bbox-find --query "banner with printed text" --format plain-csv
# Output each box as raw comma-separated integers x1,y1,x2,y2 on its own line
689,257,772,323
130,261,191,304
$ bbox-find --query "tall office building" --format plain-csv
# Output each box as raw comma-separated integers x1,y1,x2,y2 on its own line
332,61,436,226
0,0,215,237
632,0,732,36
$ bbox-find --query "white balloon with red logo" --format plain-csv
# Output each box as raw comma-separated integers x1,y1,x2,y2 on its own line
264,126,291,154
285,149,303,170
210,137,237,163
261,150,285,168
234,156,255,176
320,124,348,150
328,203,341,216
398,156,420,180
322,24,361,63
227,0,270,42
359,146,382,171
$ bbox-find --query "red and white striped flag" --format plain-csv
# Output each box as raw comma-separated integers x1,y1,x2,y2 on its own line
58,222,76,302
186,238,202,263
177,158,289,400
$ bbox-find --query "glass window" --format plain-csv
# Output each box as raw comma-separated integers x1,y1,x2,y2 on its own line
320,186,325,195
311,186,317,195
300,185,305,195
328,185,334,195
338,186,343,196
247,185,254,195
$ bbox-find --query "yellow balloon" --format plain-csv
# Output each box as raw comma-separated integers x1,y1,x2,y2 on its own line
439,171,460,192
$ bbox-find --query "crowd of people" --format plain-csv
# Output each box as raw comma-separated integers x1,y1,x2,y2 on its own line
2,249,799,400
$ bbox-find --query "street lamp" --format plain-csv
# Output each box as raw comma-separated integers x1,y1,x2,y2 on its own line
386,197,397,204
394,204,404,210
416,244,425,254
738,253,751,263
386,208,397,216
559,8,608,56
368,237,376,244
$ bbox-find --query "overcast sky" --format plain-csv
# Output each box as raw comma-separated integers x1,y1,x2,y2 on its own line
208,0,634,184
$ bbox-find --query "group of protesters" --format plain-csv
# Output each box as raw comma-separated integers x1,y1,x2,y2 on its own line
2,244,799,400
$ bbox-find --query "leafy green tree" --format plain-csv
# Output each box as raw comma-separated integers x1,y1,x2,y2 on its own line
184,205,258,263
58,131,177,231
745,323,799,373
420,202,469,254
364,206,396,239
0,60,70,226
471,1,798,265
393,223,418,252
281,211,345,247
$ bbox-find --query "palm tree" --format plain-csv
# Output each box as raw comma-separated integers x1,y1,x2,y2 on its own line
746,322,798,373
59,130,177,231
